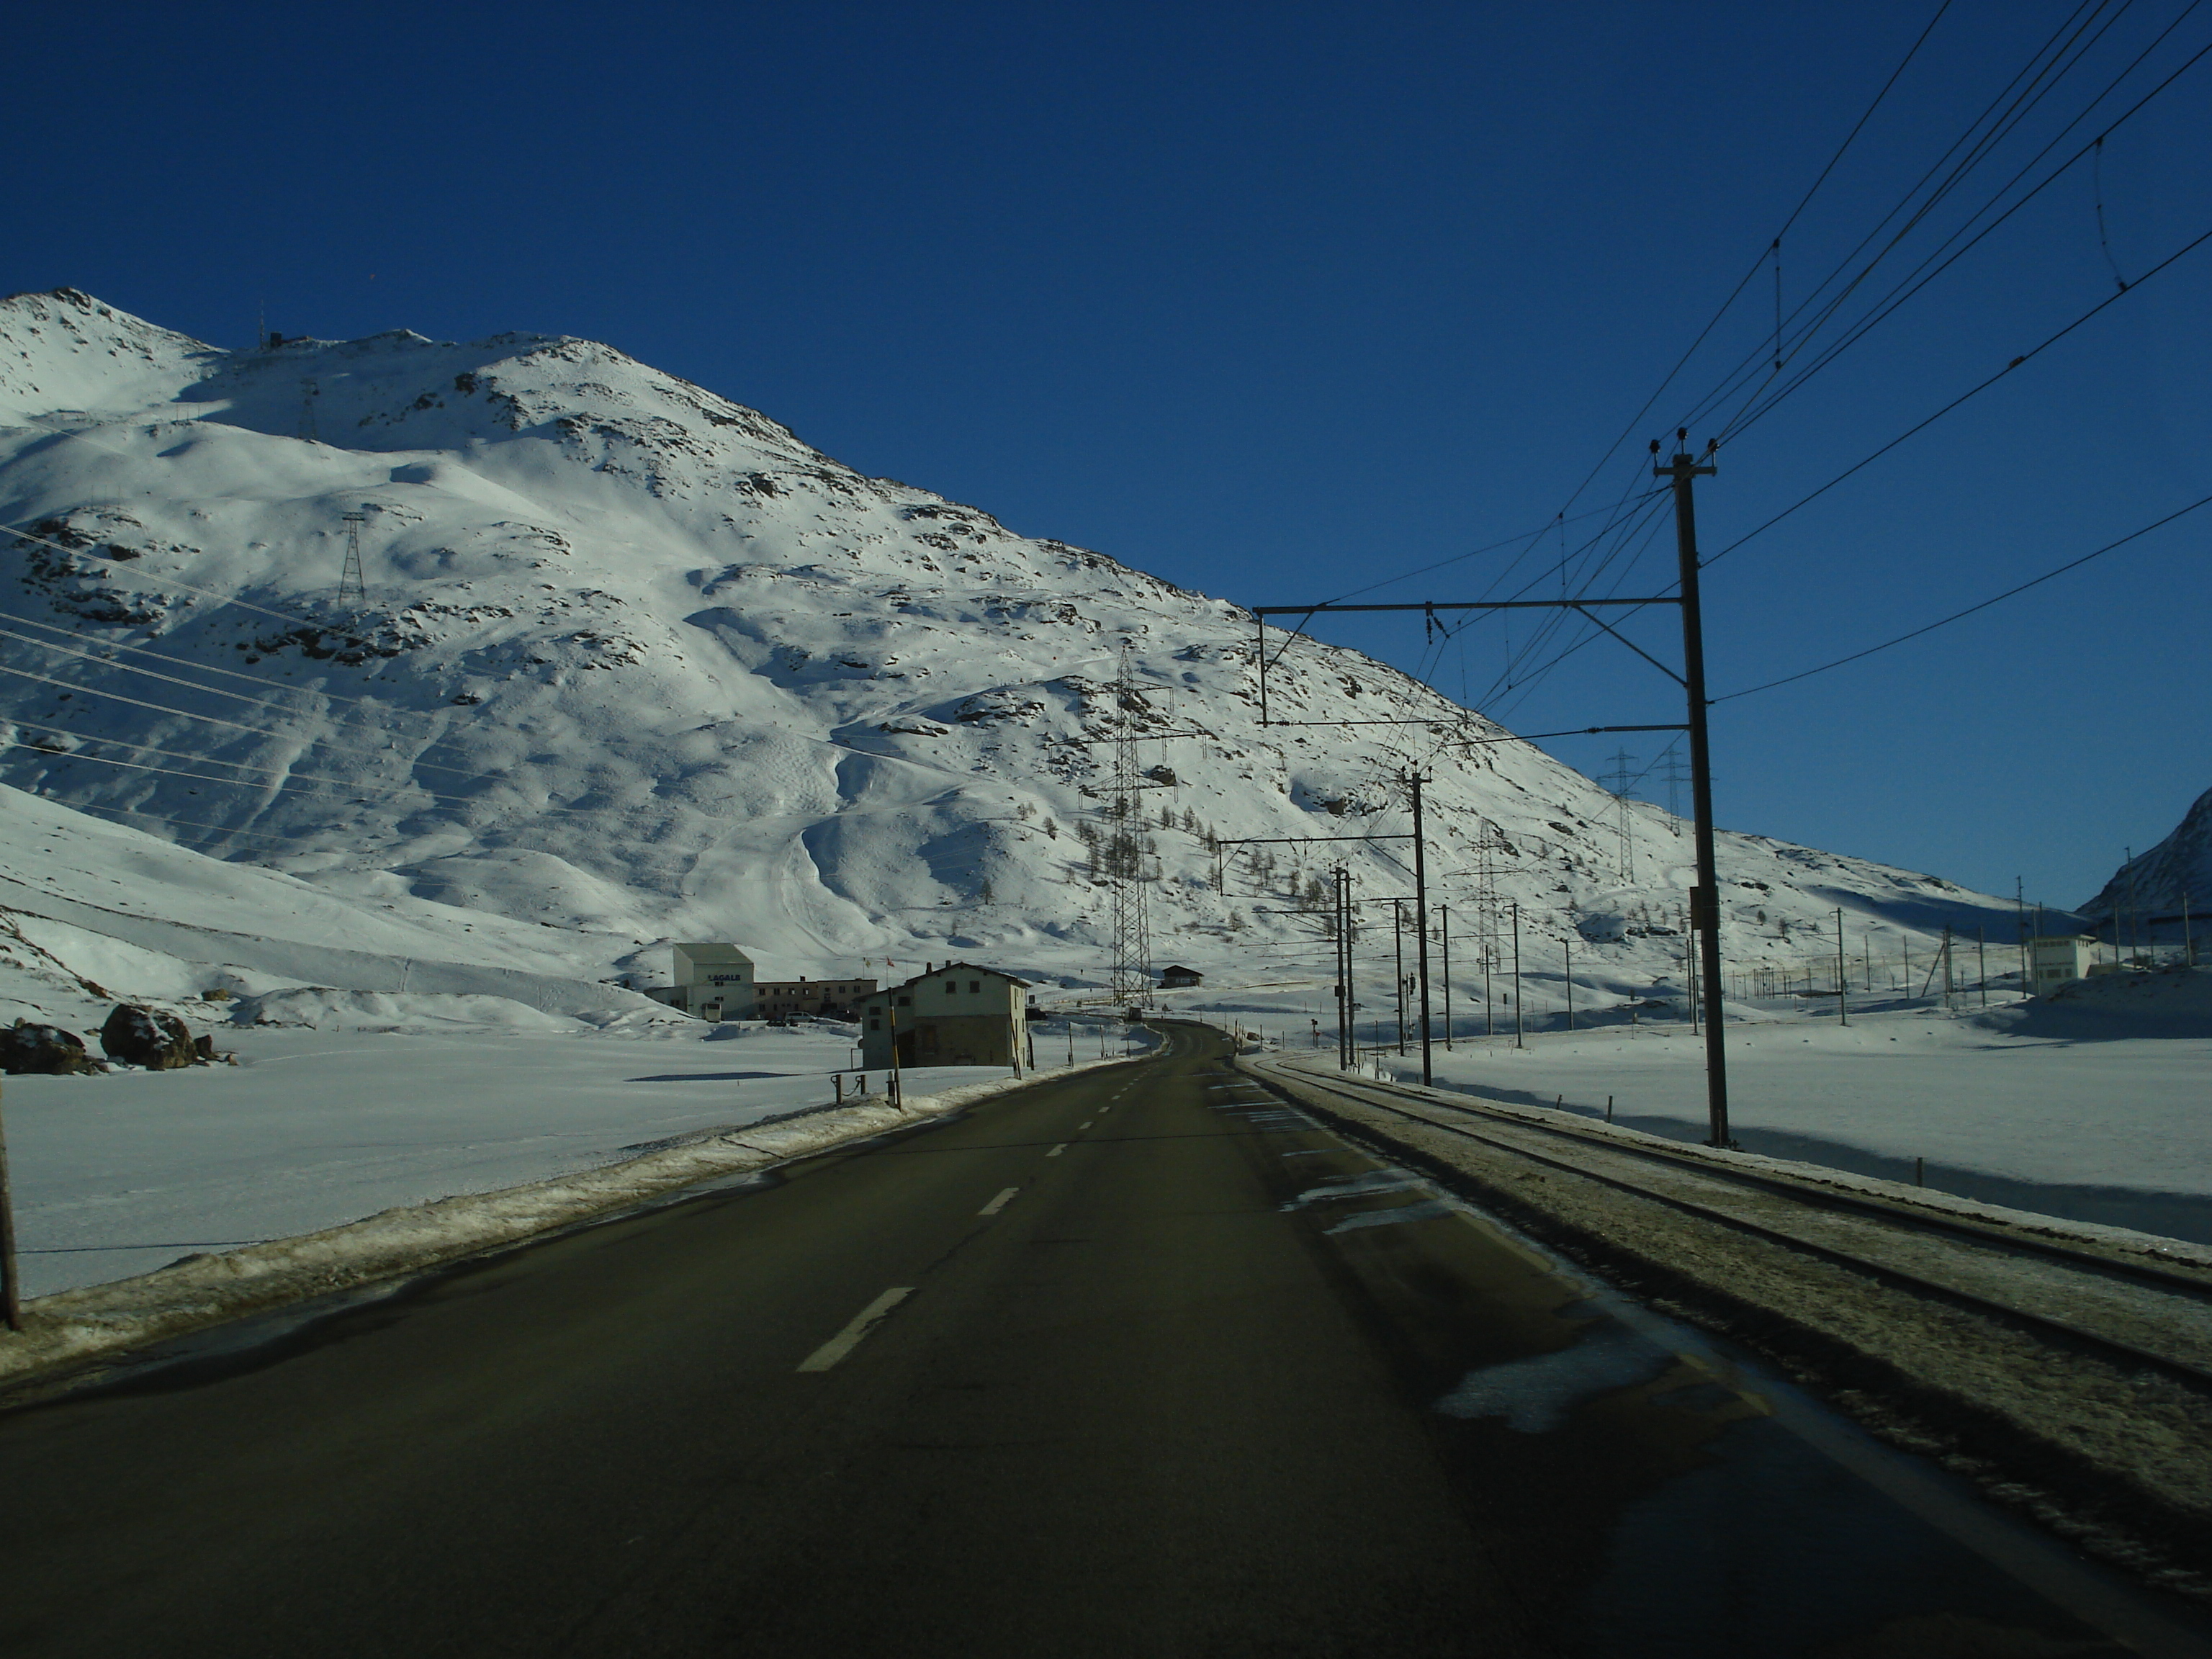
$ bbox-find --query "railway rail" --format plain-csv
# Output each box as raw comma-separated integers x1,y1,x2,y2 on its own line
1242,1055,2212,1393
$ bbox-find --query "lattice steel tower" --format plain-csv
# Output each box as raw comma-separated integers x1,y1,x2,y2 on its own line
1106,643,1154,1002
1599,747,1637,884
338,511,368,606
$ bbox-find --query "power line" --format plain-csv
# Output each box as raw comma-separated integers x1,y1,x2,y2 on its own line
1501,185,2212,705
0,608,449,723
3,716,489,803
1310,494,1661,608
4,517,321,627
1705,217,2212,567
1,727,600,818
0,667,616,816
1714,490,2212,702
1676,0,2141,436
1548,3,1957,529
1488,5,2212,712
1706,13,2212,446
0,624,414,728
1288,4,1957,621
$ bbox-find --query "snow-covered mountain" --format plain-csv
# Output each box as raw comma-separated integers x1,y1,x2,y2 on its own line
0,288,2033,1025
2080,787,2211,922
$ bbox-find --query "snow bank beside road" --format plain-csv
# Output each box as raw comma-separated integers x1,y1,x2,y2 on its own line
4,1021,1107,1297
0,1039,1143,1393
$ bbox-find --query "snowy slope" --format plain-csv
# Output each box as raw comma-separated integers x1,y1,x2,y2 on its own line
2079,785,2211,921
0,781,675,1036
0,288,2038,1017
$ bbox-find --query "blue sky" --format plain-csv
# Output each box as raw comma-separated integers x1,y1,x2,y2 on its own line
9,1,2208,909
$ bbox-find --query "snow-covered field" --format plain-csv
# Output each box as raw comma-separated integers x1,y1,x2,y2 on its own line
1345,966,2212,1244
4,1015,1137,1298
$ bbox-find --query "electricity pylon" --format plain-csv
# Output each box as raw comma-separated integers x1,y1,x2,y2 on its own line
338,511,368,606
1107,644,1154,1002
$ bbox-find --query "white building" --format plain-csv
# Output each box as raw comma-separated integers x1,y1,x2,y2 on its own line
2028,935,2097,995
651,943,757,1020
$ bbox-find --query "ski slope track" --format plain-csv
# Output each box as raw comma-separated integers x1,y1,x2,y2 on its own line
0,287,2041,1024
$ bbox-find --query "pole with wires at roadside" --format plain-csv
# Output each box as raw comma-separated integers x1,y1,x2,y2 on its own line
1655,431,1733,1148
0,1082,21,1331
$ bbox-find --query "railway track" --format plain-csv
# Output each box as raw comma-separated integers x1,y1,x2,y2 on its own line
1244,1056,2212,1393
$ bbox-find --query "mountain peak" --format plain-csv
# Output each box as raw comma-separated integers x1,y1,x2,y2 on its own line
0,295,2024,993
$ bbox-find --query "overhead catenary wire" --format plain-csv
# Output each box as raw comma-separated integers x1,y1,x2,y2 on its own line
1291,4,1961,621
1704,217,2212,567
1713,490,2212,702
1309,494,1662,610
1494,195,2212,707
1668,0,2152,439
1541,0,1959,531
1700,12,2212,446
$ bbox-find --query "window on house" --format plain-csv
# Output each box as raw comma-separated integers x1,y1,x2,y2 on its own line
969,980,980,993
897,995,911,1007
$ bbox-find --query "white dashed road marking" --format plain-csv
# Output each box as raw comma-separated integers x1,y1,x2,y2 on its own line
1047,1143,1068,1157
979,1187,1020,1216
797,1287,914,1372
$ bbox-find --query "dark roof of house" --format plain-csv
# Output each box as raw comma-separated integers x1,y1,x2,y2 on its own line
860,962,1033,999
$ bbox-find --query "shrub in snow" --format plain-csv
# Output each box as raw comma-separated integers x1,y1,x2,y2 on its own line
99,1004,202,1070
0,1019,105,1075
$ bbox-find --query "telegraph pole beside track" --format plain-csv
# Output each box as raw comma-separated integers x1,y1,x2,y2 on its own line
1410,770,1433,1085
1655,431,1734,1148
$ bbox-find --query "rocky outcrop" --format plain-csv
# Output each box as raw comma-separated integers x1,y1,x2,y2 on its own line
99,1005,202,1070
0,1020,105,1075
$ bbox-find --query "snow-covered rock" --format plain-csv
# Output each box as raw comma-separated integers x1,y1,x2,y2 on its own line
0,288,2038,1020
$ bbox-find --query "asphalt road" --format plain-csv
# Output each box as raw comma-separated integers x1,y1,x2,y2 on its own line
0,1022,2190,1658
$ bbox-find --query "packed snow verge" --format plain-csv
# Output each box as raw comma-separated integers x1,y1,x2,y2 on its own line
1243,1050,2212,1596
0,1054,1141,1395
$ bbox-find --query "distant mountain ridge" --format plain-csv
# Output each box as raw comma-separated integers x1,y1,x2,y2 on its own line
0,287,2028,1015
2080,786,2212,920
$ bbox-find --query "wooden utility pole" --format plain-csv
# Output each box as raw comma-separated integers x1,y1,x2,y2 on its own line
0,1081,19,1331
1564,930,1575,1032
1511,901,1524,1050
1835,907,1848,1026
1655,431,1732,1148
1440,904,1454,1053
1410,771,1433,1084
1327,871,1344,1066
1392,900,1407,1056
